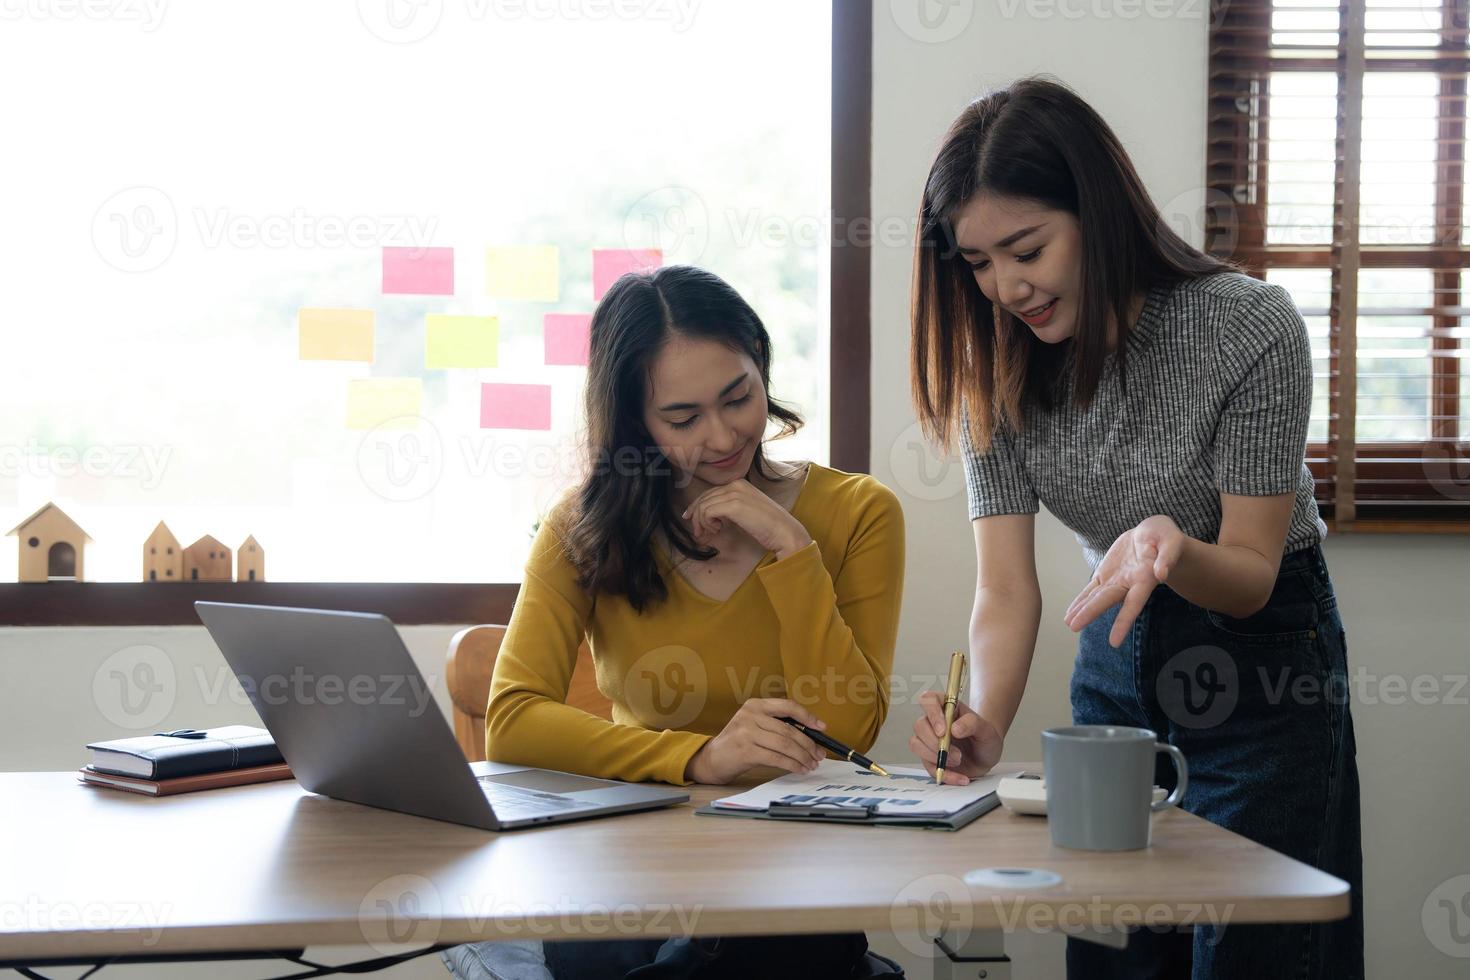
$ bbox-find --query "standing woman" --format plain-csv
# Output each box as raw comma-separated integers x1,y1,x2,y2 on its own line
905,78,1362,980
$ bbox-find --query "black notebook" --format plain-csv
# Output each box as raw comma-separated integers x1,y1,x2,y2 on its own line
85,725,283,779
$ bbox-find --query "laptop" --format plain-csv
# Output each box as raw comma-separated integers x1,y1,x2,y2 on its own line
193,601,689,830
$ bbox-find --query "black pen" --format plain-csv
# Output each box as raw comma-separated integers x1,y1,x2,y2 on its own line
779,717,891,777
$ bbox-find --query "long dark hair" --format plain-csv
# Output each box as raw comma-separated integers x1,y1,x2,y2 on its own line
562,265,803,612
911,75,1236,452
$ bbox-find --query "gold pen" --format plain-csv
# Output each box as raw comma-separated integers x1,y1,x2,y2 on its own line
935,650,966,784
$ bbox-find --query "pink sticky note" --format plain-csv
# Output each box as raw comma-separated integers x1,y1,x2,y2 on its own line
383,246,454,295
480,383,552,430
592,249,662,300
544,313,592,366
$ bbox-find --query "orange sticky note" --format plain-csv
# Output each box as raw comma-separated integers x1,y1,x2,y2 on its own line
544,313,592,366
299,308,375,362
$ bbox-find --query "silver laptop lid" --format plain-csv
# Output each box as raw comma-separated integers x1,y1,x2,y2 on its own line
194,601,500,830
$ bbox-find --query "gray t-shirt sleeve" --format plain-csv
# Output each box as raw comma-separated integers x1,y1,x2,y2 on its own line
960,403,1041,520
1212,283,1314,496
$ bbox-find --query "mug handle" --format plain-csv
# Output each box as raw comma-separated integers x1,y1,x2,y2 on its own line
1151,743,1188,812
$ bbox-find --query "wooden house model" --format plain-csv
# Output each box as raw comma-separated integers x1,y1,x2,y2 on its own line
143,521,183,582
237,535,265,582
6,503,92,582
182,535,232,582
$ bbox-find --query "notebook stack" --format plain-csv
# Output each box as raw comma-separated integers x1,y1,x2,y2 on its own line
79,725,291,796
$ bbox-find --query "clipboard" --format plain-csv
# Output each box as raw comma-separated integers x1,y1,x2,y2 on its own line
693,792,1000,831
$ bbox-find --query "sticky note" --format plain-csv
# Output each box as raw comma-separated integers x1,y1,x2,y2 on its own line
486,246,559,302
299,308,374,362
425,314,498,369
544,313,592,366
480,383,551,430
382,246,454,295
592,249,662,300
346,378,422,430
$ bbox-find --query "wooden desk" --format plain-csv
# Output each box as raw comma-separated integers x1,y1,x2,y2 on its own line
0,765,1349,961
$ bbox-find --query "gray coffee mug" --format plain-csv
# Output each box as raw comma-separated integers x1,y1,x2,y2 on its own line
1042,725,1188,851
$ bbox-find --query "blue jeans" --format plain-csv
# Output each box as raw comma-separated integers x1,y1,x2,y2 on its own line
1066,544,1364,980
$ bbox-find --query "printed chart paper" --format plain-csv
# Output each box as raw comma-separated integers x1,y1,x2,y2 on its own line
712,760,1002,817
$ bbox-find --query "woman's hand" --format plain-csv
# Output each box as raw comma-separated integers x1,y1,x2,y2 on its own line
1064,514,1186,647
684,698,829,785
908,691,1004,785
682,479,812,559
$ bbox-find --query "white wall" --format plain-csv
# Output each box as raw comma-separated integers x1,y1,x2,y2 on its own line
3,5,1467,979
868,2,1470,979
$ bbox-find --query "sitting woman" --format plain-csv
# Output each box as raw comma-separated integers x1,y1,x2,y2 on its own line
442,265,906,980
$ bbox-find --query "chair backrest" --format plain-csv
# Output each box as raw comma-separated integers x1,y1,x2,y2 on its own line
445,624,613,762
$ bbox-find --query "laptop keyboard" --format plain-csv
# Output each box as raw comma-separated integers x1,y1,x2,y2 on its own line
477,777,598,817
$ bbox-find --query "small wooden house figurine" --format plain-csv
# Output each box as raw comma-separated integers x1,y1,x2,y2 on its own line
237,535,265,582
6,502,92,582
182,535,232,582
143,521,183,582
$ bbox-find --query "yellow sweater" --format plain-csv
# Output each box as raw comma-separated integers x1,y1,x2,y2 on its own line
485,463,906,785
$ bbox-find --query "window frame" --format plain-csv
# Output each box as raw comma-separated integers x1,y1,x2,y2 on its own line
1206,0,1470,533
0,1,874,627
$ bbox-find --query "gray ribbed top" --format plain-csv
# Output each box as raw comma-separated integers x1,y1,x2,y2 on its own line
961,271,1327,568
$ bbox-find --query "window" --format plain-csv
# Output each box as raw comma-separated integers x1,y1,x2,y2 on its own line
0,2,845,592
1207,0,1470,529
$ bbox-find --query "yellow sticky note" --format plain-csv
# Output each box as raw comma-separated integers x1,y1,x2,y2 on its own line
486,246,559,302
425,314,498,369
299,308,375,362
346,378,422,430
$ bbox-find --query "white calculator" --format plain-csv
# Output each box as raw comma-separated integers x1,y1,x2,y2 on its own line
997,771,1168,816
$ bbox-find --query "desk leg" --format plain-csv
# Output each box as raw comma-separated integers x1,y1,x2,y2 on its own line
932,923,1129,978
933,930,1009,980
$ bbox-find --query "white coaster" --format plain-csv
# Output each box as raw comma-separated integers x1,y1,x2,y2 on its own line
963,867,1064,889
